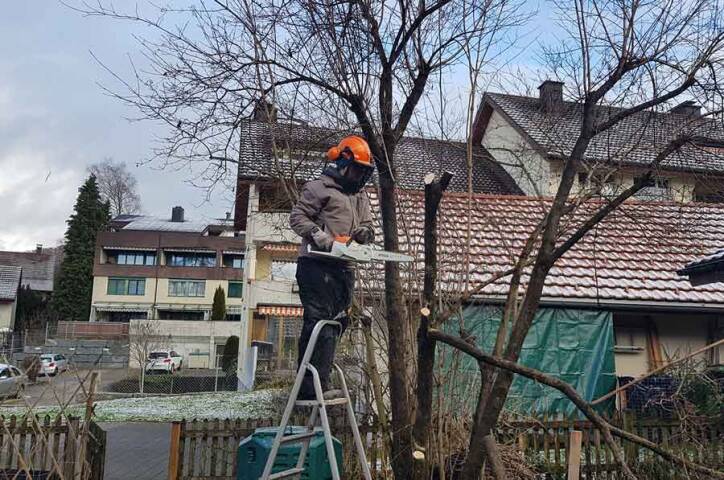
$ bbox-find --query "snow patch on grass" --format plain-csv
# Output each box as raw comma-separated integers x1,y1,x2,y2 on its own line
3,390,282,422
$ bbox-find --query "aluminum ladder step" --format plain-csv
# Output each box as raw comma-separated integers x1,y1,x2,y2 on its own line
295,397,348,407
279,431,317,444
268,467,305,479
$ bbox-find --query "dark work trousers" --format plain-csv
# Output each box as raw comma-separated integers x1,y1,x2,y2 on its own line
296,256,354,399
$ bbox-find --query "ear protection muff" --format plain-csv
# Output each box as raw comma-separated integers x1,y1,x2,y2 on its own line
326,146,341,162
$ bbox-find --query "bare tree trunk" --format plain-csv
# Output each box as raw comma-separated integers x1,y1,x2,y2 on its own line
481,435,506,480
413,171,453,476
378,164,414,479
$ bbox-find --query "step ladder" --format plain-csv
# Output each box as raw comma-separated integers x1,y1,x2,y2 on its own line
260,319,372,480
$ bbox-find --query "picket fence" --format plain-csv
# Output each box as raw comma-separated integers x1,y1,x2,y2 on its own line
0,415,106,480
168,415,382,480
168,414,723,480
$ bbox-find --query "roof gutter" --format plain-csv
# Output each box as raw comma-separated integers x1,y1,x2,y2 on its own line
469,294,724,313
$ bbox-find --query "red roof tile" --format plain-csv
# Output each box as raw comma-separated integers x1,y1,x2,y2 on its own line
367,191,724,306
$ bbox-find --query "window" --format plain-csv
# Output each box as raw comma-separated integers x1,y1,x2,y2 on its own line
168,279,206,297
107,250,156,266
614,326,645,352
167,252,216,267
271,261,297,281
635,176,670,189
223,254,245,269
228,282,244,298
107,277,146,296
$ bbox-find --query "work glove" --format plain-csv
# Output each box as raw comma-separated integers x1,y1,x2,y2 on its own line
351,226,374,245
311,227,334,251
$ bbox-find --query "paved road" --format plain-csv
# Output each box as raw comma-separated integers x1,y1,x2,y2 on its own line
101,422,171,480
2,368,128,407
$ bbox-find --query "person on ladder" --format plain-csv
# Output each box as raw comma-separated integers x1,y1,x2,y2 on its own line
289,135,376,400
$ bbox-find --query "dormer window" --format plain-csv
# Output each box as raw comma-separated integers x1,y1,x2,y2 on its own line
634,176,672,201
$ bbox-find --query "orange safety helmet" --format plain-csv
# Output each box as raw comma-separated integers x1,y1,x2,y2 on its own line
326,135,374,167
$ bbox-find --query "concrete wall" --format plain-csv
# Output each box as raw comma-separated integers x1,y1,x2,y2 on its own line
482,110,551,196
128,319,241,369
0,301,16,332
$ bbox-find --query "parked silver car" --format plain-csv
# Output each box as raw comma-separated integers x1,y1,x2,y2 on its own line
39,353,69,376
0,364,26,398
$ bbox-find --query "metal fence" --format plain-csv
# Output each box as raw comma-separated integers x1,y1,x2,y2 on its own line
105,369,239,395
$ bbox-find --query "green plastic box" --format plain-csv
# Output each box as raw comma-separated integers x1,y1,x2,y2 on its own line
237,426,343,480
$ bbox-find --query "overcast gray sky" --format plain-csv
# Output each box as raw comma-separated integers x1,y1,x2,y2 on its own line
0,2,234,252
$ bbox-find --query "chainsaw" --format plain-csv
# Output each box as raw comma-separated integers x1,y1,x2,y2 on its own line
308,235,413,263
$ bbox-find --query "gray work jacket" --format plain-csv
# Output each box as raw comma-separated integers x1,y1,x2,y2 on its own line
289,174,374,259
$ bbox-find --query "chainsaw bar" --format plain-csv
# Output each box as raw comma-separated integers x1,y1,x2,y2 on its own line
308,241,413,263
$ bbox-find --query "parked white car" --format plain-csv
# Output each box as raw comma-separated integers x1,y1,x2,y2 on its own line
0,364,26,398
145,350,183,374
39,353,69,376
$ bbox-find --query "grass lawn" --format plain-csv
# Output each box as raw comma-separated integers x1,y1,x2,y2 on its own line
4,390,282,422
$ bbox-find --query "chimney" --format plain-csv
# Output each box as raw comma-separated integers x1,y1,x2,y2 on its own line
670,100,701,117
225,212,231,221
252,99,278,122
171,206,185,223
538,80,564,113
35,244,43,254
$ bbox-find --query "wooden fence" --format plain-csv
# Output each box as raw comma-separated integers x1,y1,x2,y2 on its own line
169,414,723,480
496,415,724,478
168,415,383,480
0,415,106,480
55,321,129,339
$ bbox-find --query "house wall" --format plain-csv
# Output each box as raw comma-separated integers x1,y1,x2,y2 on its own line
657,315,712,361
481,107,702,202
91,276,246,321
613,312,718,377
246,185,298,244
482,110,551,196
0,301,16,332
91,277,244,310
237,183,305,389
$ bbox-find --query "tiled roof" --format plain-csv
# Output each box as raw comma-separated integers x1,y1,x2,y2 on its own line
0,250,60,292
365,192,724,306
483,93,724,174
0,266,22,301
238,120,522,195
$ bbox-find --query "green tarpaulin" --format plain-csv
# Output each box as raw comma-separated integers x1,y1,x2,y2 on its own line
442,305,617,416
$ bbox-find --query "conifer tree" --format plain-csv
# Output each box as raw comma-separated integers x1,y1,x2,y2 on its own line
51,176,110,321
211,286,226,321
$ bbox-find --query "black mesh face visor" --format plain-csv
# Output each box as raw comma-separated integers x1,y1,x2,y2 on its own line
343,162,374,193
